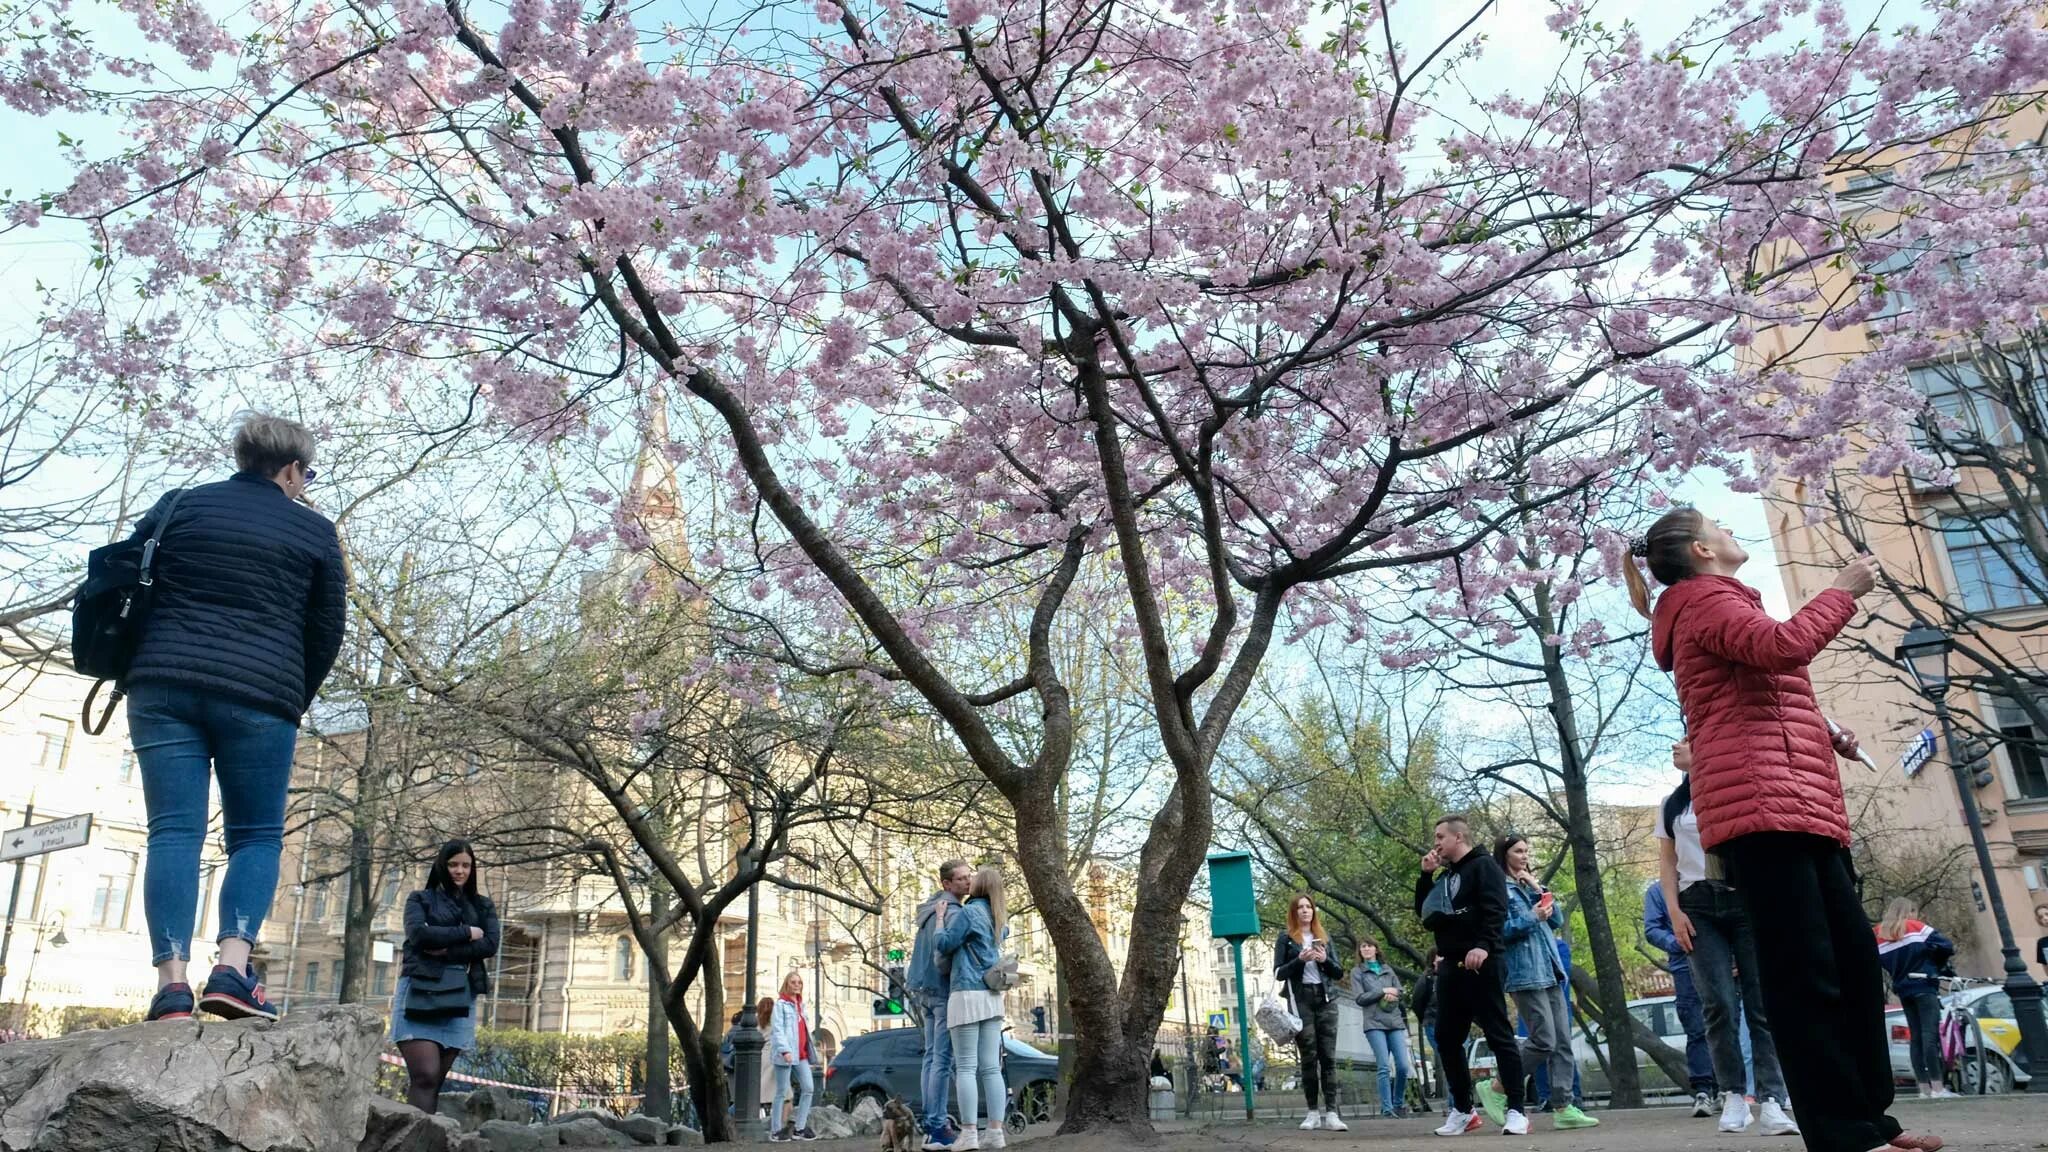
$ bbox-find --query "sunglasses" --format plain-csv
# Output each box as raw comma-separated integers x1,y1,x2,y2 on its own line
300,463,319,484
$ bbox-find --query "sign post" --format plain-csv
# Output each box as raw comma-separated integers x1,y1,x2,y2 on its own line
1,809,93,1003
1207,850,1261,1121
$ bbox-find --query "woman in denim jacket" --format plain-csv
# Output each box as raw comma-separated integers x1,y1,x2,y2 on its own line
1492,836,1598,1131
935,866,1010,1150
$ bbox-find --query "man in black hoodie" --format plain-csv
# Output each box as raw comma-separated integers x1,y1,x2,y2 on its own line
1414,815,1528,1136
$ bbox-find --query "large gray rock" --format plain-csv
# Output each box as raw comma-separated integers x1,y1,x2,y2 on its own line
476,1121,551,1152
848,1096,885,1137
550,1119,627,1148
662,1126,700,1147
611,1115,665,1145
805,1104,857,1140
547,1110,617,1129
360,1096,465,1152
462,1088,534,1131
0,1004,385,1152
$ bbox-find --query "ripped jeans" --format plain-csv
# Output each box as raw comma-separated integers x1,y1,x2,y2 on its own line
128,683,298,966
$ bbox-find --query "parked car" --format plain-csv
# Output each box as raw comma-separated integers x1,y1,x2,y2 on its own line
824,1028,1059,1128
1466,994,1691,1101
1886,984,2044,1095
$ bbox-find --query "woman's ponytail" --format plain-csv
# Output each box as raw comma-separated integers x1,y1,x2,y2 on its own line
1624,508,1709,619
1624,542,1655,620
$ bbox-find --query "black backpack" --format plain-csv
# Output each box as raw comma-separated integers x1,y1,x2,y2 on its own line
70,489,186,734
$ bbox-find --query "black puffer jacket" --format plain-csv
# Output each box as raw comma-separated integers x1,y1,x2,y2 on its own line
123,472,346,721
402,888,500,998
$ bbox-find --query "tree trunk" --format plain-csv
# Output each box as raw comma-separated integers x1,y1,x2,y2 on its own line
339,821,374,1003
645,887,672,1122
1537,626,1642,1108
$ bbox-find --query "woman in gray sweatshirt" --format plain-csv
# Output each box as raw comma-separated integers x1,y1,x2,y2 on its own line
1349,938,1412,1118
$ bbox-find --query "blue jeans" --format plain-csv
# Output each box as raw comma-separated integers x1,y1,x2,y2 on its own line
1671,965,1716,1094
1365,1028,1411,1114
128,683,298,966
1680,881,1787,1103
771,1060,814,1132
949,1015,1004,1130
920,994,953,1134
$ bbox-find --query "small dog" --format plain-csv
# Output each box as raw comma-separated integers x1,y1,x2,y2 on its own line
880,1096,921,1152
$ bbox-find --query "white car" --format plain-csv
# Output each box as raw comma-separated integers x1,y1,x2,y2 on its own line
1886,984,2043,1095
1466,994,1693,1100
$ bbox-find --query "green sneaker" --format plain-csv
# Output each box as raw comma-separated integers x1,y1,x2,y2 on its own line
1554,1105,1601,1130
1474,1078,1508,1126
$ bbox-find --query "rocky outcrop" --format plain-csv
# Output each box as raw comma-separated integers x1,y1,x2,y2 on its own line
0,1005,386,1152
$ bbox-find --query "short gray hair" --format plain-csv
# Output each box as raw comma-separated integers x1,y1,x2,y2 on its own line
232,412,316,476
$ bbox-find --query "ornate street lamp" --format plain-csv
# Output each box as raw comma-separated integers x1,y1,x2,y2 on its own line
1895,622,2048,1090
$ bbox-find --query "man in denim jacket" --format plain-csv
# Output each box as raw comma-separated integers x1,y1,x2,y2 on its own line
909,860,973,1147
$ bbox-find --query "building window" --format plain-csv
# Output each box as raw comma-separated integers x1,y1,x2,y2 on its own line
1940,510,2047,613
377,876,400,913
1865,242,1926,320
1911,361,2042,449
305,961,321,995
1991,696,2048,802
90,873,131,929
373,960,392,996
33,717,71,771
614,936,636,982
310,883,329,921
332,965,342,995
117,750,138,785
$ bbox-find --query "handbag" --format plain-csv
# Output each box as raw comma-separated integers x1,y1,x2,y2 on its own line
70,489,188,735
1419,872,1461,931
982,952,1021,992
404,963,473,1019
1254,990,1301,1044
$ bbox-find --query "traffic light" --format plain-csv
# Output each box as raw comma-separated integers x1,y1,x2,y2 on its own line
873,963,909,1018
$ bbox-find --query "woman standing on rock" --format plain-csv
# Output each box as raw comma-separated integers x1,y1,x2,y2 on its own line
768,972,820,1142
394,840,499,1115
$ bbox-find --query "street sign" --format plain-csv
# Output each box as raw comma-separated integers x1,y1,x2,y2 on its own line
1,814,92,862
1208,1012,1228,1029
1900,727,1938,778
1205,851,1259,940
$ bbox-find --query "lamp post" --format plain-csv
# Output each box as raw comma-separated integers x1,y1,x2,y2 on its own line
729,851,766,1138
1896,623,2048,1089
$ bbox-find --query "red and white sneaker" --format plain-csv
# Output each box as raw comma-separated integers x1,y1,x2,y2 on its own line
199,964,278,1021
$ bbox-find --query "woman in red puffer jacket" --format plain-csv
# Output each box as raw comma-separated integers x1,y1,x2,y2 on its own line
1624,507,1937,1152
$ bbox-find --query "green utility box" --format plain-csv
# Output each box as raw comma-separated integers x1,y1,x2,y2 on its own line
1207,850,1259,940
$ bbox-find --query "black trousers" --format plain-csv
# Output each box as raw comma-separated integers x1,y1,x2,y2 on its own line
1721,833,1903,1152
1900,992,1943,1086
1294,982,1341,1109
1433,957,1525,1115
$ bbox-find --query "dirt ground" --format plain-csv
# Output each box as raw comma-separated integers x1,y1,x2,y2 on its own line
777,1094,2048,1152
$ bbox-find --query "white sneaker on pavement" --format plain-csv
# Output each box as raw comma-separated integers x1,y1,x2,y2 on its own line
1758,1100,1799,1136
1692,1092,1715,1118
1323,1110,1348,1132
1502,1110,1530,1136
951,1128,980,1152
983,1123,1006,1149
1299,1111,1323,1131
1435,1110,1480,1137
1719,1095,1753,1133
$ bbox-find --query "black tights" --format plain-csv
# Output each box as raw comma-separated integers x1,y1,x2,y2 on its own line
400,1039,462,1115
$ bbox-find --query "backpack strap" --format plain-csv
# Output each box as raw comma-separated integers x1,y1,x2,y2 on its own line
81,679,122,736
137,488,189,588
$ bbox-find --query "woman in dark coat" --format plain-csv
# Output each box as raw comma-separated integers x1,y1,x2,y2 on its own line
128,412,346,1023
394,840,500,1114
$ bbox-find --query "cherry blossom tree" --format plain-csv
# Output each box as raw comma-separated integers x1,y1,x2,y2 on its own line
9,0,2048,1132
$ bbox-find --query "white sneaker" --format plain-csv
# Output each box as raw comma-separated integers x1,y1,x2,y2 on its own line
1930,1086,1959,1100
951,1128,980,1151
1300,1111,1323,1131
1502,1110,1530,1136
1323,1110,1348,1132
1435,1110,1480,1137
983,1124,1006,1149
1692,1092,1715,1118
1757,1100,1799,1136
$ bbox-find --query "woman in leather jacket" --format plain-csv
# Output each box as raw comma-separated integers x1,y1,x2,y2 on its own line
394,840,500,1114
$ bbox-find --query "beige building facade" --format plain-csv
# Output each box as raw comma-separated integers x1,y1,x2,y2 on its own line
1743,115,2048,981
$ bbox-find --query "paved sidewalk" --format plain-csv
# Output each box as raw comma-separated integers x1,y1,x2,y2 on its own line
742,1094,2048,1150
